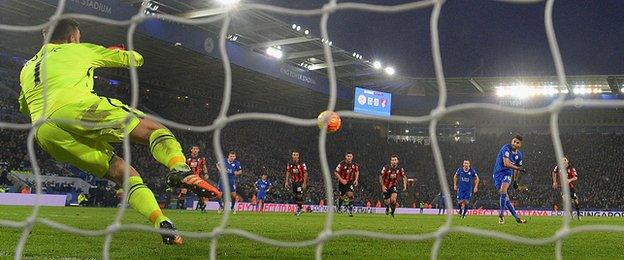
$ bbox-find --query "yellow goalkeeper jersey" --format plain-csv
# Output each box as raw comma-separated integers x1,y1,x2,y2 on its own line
18,43,143,123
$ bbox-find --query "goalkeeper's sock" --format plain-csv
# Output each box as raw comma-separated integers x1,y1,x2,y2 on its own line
337,198,343,211
149,129,189,172
499,193,507,217
128,176,169,228
505,197,519,219
348,200,354,212
231,201,235,210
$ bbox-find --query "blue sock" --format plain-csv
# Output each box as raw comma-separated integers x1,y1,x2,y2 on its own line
506,199,519,219
463,205,468,217
218,200,223,208
231,201,235,210
458,207,463,216
499,194,507,216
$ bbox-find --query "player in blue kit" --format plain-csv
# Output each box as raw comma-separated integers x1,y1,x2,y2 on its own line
453,160,479,219
493,135,527,224
255,173,272,212
216,151,242,213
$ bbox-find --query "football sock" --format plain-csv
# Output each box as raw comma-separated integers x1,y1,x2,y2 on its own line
148,129,189,172
499,193,507,217
505,197,519,219
128,176,169,228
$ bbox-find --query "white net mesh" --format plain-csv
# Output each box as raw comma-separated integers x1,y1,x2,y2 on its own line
1,0,624,259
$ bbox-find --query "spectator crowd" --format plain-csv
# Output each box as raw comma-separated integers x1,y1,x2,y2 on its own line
1,54,624,211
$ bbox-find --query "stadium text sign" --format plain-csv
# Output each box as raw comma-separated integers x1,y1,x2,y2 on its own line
353,87,392,117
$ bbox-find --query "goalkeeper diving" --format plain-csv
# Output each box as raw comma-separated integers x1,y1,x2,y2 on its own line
18,19,221,245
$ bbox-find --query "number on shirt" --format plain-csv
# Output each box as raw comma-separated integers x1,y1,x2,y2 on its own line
33,61,42,86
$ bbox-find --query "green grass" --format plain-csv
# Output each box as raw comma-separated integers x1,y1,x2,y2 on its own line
0,206,623,259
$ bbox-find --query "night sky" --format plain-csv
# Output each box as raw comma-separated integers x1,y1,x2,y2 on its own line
257,0,624,78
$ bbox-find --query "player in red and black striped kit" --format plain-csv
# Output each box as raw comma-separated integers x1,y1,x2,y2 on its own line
178,146,204,209
334,151,359,217
379,154,407,218
178,146,217,212
552,156,581,220
284,150,308,217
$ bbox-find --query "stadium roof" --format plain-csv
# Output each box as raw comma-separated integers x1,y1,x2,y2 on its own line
121,0,388,86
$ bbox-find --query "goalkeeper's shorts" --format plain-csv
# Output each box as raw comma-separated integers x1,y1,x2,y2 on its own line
35,97,143,177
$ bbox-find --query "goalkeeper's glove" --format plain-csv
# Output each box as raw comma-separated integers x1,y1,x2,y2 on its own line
512,181,519,190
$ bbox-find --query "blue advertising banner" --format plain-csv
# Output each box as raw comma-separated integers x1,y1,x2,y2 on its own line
353,87,391,117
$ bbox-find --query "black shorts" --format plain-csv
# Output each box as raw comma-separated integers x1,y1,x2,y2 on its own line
338,182,354,196
292,182,304,195
383,186,398,199
569,187,578,200
559,187,578,200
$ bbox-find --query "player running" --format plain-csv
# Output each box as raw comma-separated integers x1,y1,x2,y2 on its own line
18,19,220,245
453,160,479,219
380,154,407,218
254,173,273,212
284,150,308,217
216,151,242,213
334,151,360,217
492,135,527,224
552,156,581,220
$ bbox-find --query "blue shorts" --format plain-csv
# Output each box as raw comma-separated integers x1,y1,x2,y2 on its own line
257,192,267,201
218,181,237,193
457,190,472,201
493,174,512,190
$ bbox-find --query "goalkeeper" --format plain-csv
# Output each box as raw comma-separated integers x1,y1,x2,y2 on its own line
18,19,221,245
491,135,527,224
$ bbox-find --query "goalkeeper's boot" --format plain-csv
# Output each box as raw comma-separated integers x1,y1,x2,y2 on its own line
498,215,505,224
159,220,183,245
515,218,527,224
167,170,222,199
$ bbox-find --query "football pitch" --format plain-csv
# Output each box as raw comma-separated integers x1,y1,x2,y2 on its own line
0,206,623,259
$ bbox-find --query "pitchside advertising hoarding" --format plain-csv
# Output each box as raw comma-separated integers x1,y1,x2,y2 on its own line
353,87,392,117
188,202,624,217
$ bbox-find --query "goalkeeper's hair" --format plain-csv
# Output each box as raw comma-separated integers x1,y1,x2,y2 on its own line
43,18,80,43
